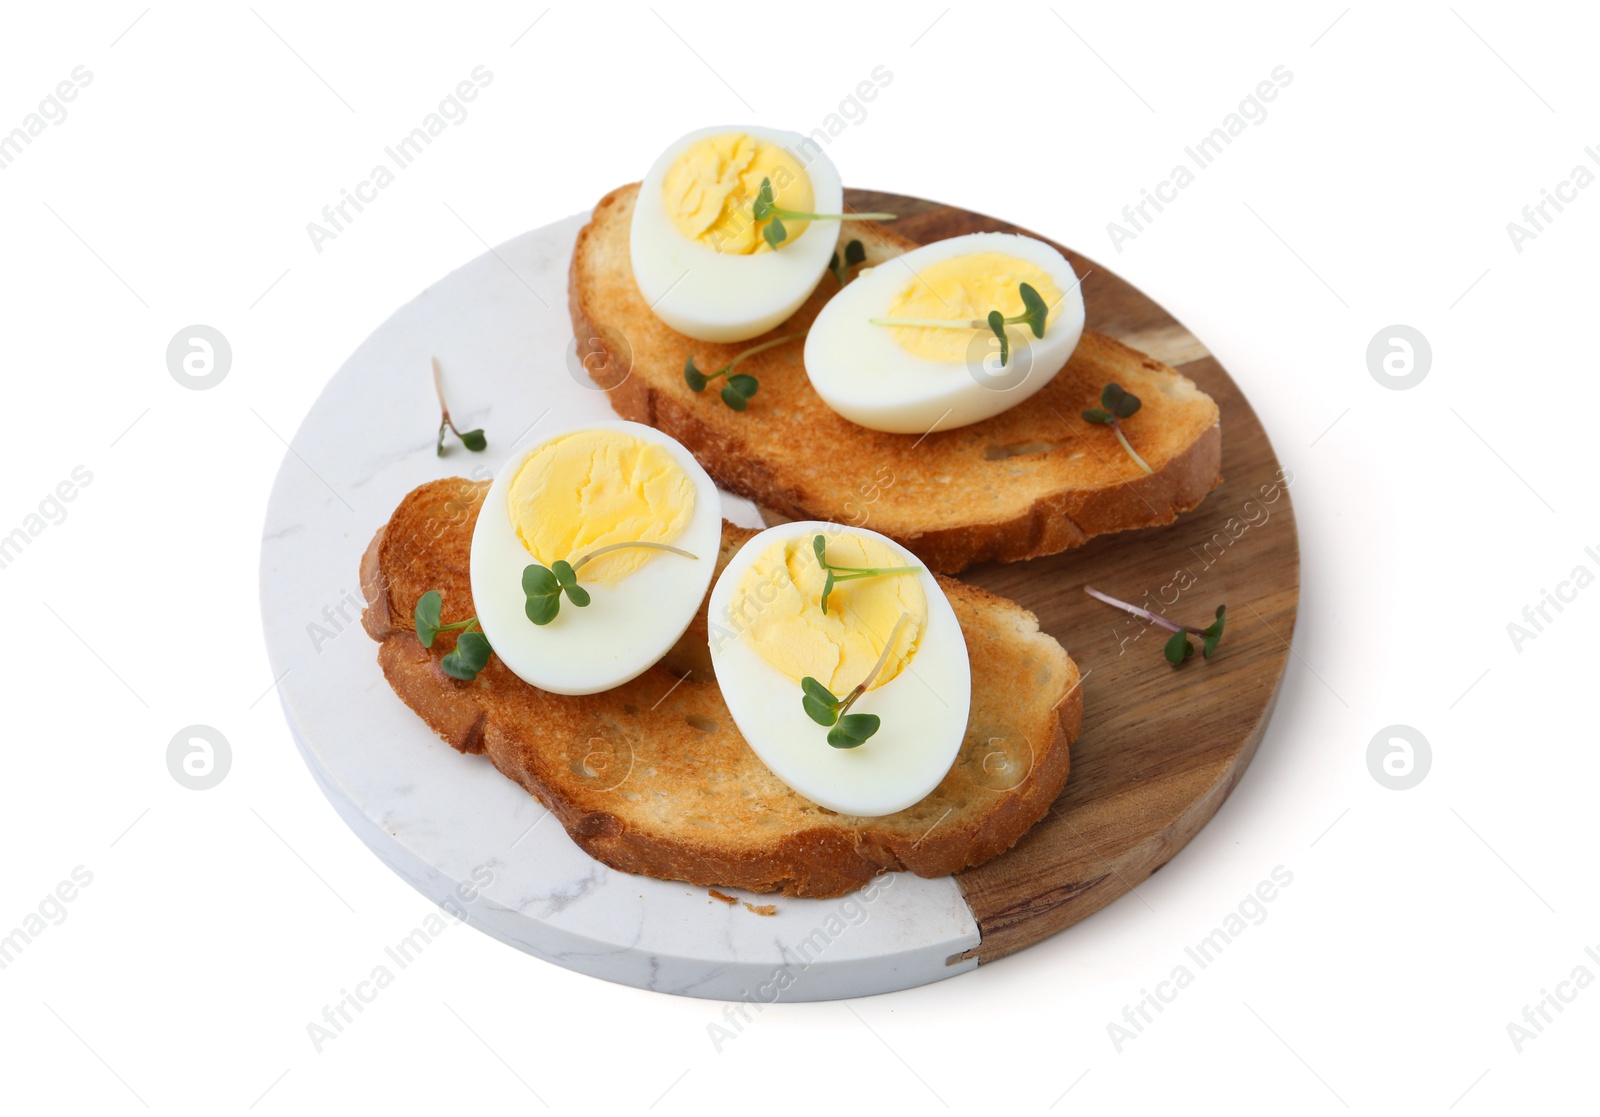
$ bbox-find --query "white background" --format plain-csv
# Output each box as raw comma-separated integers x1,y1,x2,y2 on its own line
1,1,1594,1112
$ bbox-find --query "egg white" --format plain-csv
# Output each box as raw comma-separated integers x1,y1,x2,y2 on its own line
803,232,1086,433
630,125,844,343
469,420,721,696
706,522,972,817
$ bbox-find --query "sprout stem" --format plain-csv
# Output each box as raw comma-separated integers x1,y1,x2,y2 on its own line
1113,425,1154,474
571,541,698,572
867,317,988,330
771,208,897,222
725,332,805,373
837,611,912,718
1083,587,1186,635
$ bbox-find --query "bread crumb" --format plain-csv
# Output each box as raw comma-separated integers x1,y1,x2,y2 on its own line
743,902,777,916
708,888,737,905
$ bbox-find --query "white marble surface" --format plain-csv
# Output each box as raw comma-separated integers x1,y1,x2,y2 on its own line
258,212,980,1001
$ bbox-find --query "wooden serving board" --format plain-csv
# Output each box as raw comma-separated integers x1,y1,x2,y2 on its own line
263,194,1297,1000
845,190,1300,966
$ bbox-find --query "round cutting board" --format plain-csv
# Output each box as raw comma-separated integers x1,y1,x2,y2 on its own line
259,191,1298,1000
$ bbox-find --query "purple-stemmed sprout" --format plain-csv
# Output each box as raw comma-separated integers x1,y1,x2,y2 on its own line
1083,383,1152,475
1084,586,1226,666
432,356,486,456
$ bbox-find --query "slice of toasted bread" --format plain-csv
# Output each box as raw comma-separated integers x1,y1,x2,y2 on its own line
570,183,1222,573
362,478,1081,898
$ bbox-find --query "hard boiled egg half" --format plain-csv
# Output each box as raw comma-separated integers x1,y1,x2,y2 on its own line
630,125,844,343
469,421,721,695
706,522,971,816
804,232,1086,433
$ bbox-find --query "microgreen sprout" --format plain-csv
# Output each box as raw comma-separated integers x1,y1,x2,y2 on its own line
867,282,1049,367
800,611,912,748
753,178,896,250
1082,382,1153,474
522,542,698,625
811,533,922,616
432,357,486,456
414,590,493,680
829,238,866,285
1084,586,1227,666
683,332,803,411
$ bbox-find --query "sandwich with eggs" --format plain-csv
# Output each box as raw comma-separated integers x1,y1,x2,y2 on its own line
573,124,1223,573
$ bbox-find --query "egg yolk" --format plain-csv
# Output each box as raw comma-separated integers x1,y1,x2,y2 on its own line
884,252,1064,362
729,533,926,694
662,132,814,255
505,431,694,585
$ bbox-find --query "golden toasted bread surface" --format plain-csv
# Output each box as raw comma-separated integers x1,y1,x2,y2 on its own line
362,479,1080,898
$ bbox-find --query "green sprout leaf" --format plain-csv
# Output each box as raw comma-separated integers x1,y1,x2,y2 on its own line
551,560,577,587
564,583,591,608
441,630,491,680
1102,382,1141,419
436,421,448,457
801,676,841,726
415,590,484,657
1201,605,1227,658
828,713,880,748
719,371,759,409
1164,627,1194,666
1082,407,1113,424
801,677,837,705
762,215,787,250
831,239,867,284
1018,282,1049,339
812,535,828,564
414,590,443,648
523,564,562,625
458,428,487,452
803,695,839,726
684,357,709,392
752,178,775,221
987,309,1010,367
820,570,837,615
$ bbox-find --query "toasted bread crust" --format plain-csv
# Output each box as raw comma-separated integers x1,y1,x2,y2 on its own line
570,184,1222,573
363,479,1080,898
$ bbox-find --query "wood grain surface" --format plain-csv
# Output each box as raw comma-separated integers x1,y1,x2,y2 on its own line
844,189,1301,967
